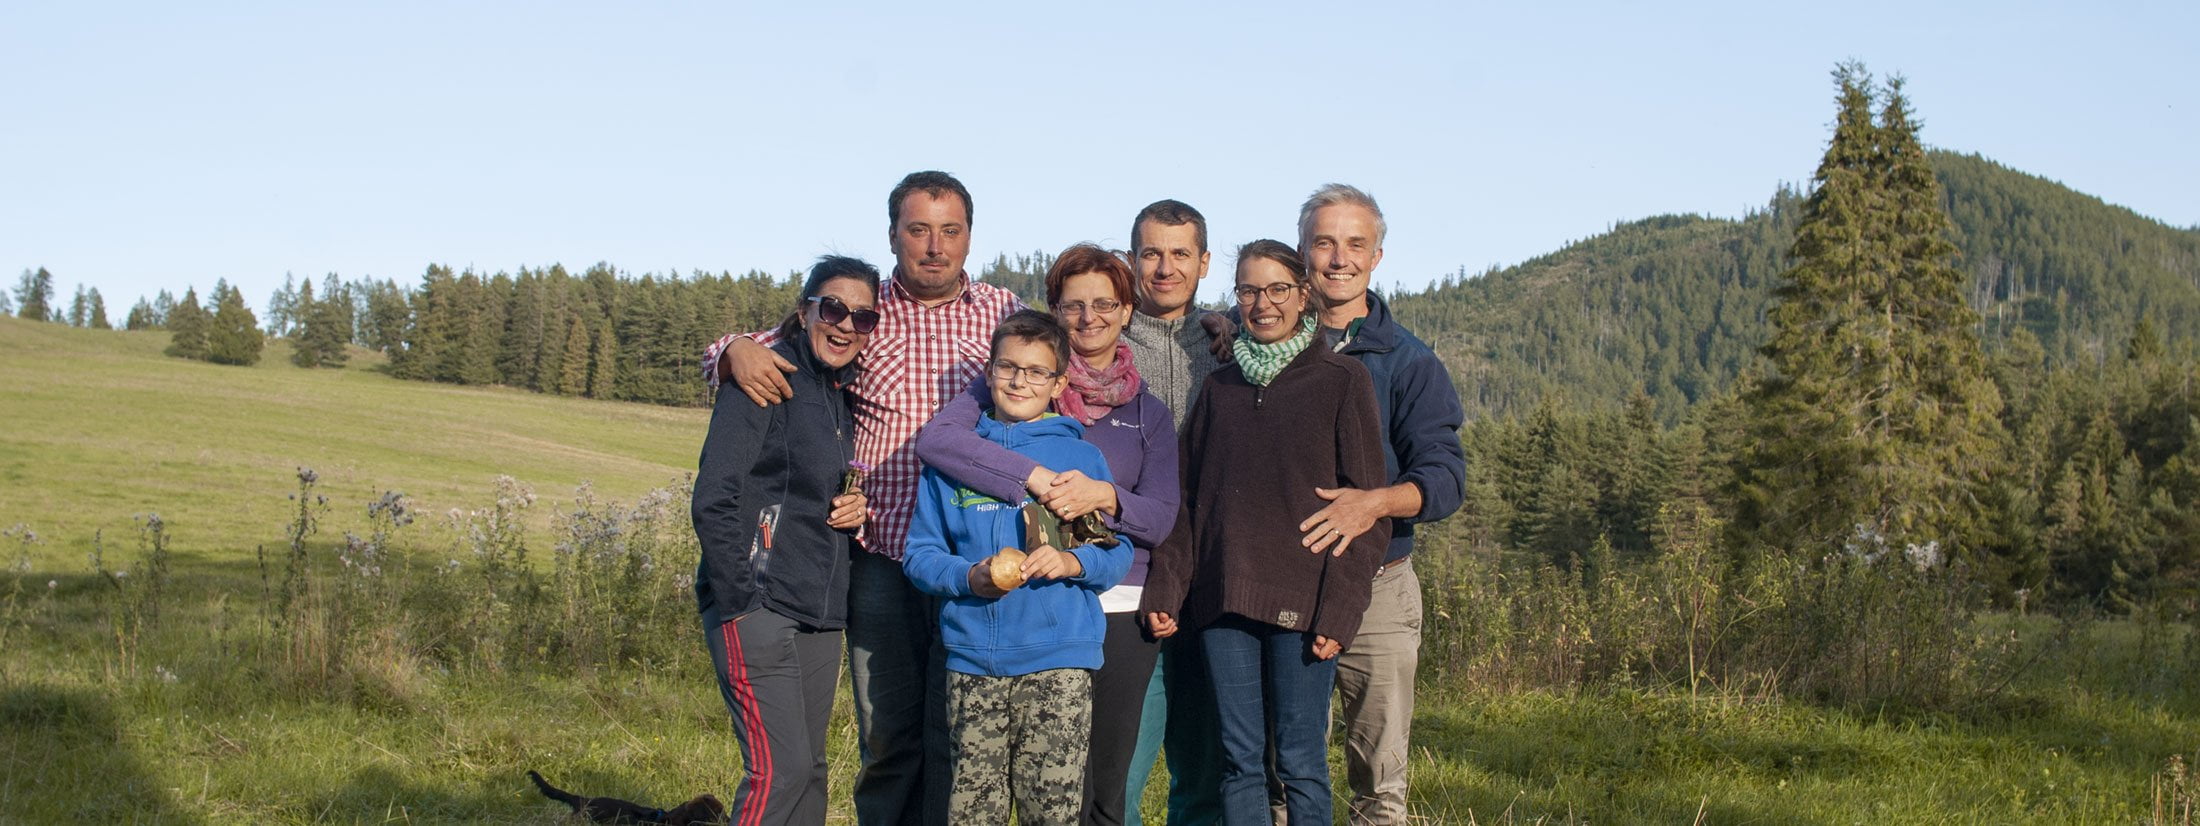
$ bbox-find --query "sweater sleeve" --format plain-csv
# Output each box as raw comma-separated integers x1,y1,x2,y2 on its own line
913,376,1041,506
702,327,783,390
1389,347,1468,527
691,382,773,617
1105,395,1181,548
1063,447,1133,591
1138,381,1210,618
1313,363,1391,647
900,467,978,599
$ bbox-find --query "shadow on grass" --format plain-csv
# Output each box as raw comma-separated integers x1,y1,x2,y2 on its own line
0,684,198,824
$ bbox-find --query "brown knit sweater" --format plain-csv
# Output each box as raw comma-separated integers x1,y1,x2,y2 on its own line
1139,340,1390,647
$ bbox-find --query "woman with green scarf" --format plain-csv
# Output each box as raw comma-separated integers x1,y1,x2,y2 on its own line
1139,239,1390,826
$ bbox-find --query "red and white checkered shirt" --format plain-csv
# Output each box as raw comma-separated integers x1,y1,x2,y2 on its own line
702,273,1024,560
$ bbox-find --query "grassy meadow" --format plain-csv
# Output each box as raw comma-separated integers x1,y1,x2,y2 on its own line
2,315,2196,824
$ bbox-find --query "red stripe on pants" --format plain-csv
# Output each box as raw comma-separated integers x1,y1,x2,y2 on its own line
723,618,774,826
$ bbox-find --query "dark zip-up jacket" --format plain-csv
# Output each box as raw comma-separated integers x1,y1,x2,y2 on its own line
1328,291,1468,564
691,335,857,628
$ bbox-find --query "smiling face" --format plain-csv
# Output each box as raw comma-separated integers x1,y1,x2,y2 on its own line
1133,219,1211,319
987,336,1067,423
1054,271,1131,362
1301,202,1385,310
1236,257,1308,345
806,277,876,369
888,191,971,300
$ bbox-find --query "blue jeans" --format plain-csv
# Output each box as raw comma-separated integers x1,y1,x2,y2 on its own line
1200,616,1338,826
1161,633,1224,825
846,548,949,826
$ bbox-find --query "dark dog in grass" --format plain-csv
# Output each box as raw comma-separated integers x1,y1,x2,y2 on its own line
527,770,726,825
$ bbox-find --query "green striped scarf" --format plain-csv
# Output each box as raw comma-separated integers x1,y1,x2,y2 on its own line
1231,315,1317,387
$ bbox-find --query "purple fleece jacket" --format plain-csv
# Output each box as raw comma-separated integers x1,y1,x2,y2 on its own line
914,376,1180,589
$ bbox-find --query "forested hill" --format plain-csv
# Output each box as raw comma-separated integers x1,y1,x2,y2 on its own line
1388,150,2200,422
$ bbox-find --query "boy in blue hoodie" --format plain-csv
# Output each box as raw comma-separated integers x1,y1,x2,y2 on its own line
902,309,1132,825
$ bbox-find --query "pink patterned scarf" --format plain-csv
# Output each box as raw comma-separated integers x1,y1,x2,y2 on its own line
1056,343,1141,425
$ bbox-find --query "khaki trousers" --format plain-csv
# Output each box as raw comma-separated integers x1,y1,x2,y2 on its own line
1333,558,1422,825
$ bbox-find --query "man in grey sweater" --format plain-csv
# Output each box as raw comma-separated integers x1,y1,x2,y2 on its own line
1121,199,1225,430
1117,198,1229,826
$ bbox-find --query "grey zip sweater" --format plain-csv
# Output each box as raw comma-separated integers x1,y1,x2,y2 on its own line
1122,309,1223,429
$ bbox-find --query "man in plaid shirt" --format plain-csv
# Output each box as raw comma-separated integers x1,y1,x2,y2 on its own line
703,170,1021,826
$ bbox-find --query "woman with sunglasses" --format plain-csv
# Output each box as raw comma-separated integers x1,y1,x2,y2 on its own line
914,242,1180,826
693,255,881,826
1139,240,1387,826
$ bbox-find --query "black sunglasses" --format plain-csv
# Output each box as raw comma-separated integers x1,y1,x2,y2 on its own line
808,295,881,333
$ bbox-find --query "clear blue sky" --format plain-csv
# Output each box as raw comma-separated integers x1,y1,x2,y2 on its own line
5,1,2194,312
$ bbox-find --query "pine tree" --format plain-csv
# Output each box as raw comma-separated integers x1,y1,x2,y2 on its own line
1731,64,2006,559
556,313,591,396
265,273,298,337
67,284,89,327
152,290,175,326
164,288,209,359
291,280,322,367
13,268,55,322
588,323,618,399
295,279,350,368
320,274,355,345
87,288,111,329
206,282,265,365
0,288,12,316
126,298,157,330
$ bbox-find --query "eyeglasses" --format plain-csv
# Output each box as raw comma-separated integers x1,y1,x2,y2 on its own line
1051,297,1124,317
987,358,1062,385
1232,282,1302,306
807,295,881,333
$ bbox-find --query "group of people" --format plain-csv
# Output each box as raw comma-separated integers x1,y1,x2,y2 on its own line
689,171,1466,826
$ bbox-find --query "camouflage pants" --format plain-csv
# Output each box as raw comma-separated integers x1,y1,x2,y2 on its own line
945,668,1091,825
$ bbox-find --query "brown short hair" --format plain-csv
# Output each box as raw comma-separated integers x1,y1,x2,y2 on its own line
888,171,973,228
1043,243,1137,309
990,309,1071,375
1130,199,1208,254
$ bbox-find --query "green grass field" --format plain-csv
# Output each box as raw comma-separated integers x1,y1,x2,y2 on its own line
0,317,706,570
3,316,2195,824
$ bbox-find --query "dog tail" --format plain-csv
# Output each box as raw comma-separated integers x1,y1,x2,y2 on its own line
527,770,585,809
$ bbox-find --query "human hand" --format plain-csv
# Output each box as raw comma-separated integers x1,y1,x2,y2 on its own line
1019,543,1082,582
1312,635,1342,660
1143,612,1178,639
1038,470,1118,521
826,493,866,531
969,551,1021,598
1024,466,1059,498
1203,313,1237,363
727,337,797,405
1299,486,1384,557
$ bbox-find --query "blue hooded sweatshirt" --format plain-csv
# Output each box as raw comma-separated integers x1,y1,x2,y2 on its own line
902,412,1132,677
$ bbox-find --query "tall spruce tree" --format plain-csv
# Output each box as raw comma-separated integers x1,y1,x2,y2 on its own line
87,288,110,329
1731,63,2006,559
126,298,157,330
294,279,350,368
67,284,90,326
165,288,209,359
206,282,265,365
14,268,55,321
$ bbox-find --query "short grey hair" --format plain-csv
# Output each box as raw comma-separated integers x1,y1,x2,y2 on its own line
1296,183,1386,249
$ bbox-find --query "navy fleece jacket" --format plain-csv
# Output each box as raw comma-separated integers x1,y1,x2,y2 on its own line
902,413,1132,677
1329,291,1468,564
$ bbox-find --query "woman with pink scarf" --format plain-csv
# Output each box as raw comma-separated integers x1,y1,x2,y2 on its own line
915,243,1181,825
